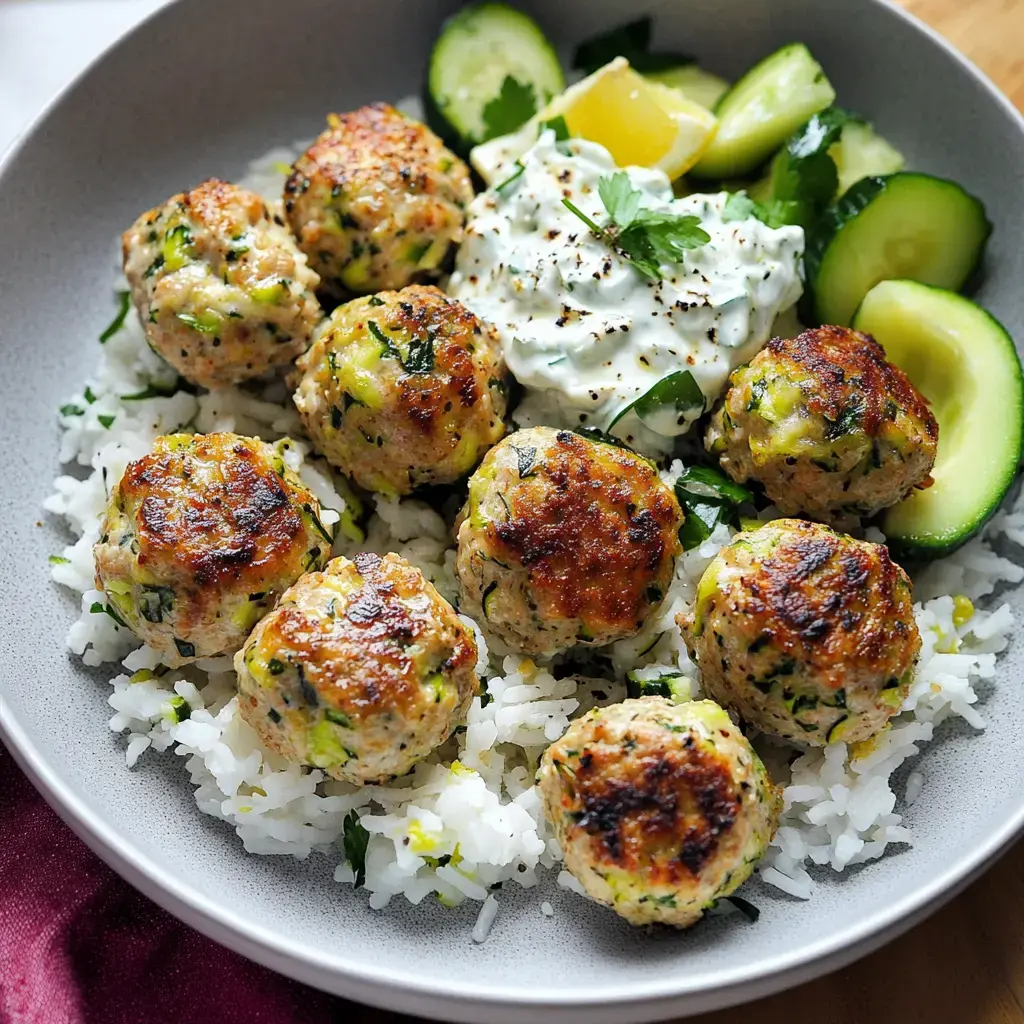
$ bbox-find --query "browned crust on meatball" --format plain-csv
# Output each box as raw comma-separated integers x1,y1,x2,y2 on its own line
552,708,745,884
701,519,916,693
549,715,741,884
182,178,267,242
487,431,682,629
254,552,477,724
764,327,938,443
119,435,312,603
283,104,473,296
122,179,270,274
285,105,461,206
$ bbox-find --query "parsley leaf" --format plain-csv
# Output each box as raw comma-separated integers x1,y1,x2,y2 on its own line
481,75,537,141
598,173,643,229
402,332,435,374
610,369,705,429
564,171,710,280
121,378,193,401
768,107,854,226
674,465,754,551
343,810,370,888
722,191,803,230
539,115,570,142
724,896,760,922
573,17,692,75
367,320,434,374
99,290,131,343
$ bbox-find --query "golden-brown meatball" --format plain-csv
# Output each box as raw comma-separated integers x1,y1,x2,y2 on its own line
283,104,473,296
705,326,938,523
456,428,684,655
680,519,920,746
540,698,781,928
122,179,322,389
292,285,509,495
234,552,478,784
93,433,331,666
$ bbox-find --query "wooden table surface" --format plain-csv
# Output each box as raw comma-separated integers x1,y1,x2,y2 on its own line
371,3,1024,1022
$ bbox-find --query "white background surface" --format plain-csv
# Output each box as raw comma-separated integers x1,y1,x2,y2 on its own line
0,0,168,154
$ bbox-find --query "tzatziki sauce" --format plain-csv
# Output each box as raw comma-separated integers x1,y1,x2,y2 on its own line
448,133,804,446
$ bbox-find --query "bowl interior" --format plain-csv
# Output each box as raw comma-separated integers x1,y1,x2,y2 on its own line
1,0,1022,1020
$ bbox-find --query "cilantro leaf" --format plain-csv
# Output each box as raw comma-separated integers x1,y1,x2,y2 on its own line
343,810,370,888
573,17,692,75
564,172,710,280
481,75,537,141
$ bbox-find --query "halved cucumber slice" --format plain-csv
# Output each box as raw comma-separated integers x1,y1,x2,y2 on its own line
426,3,565,154
644,64,731,111
806,172,991,326
690,43,835,179
852,280,1023,558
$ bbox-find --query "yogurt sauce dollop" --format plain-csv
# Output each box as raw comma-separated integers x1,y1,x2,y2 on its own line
448,133,805,448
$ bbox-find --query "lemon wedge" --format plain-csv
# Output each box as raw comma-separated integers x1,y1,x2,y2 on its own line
471,57,718,186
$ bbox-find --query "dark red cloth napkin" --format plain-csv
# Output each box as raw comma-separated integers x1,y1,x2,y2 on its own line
0,744,403,1024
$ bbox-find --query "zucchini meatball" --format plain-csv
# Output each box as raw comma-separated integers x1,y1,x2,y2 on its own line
293,285,509,495
283,104,473,296
705,326,938,522
122,179,321,390
234,552,478,784
456,428,683,655
93,433,331,666
680,519,920,747
540,698,781,928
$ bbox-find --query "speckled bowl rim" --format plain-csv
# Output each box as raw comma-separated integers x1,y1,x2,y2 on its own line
2,0,1023,1020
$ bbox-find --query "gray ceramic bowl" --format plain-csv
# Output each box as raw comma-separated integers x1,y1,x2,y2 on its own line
2,0,1023,1020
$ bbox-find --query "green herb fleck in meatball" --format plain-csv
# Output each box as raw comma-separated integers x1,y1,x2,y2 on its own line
706,326,938,523
284,104,473,296
540,697,781,928
235,552,478,784
122,179,322,389
456,427,683,655
293,284,509,495
93,432,331,665
680,518,920,746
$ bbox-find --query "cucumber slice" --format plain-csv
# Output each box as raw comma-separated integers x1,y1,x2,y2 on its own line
426,3,565,153
852,280,1023,558
644,64,730,111
690,43,835,179
806,172,991,326
829,121,904,196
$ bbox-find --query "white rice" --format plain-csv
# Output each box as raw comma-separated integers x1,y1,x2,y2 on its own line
44,145,1022,935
